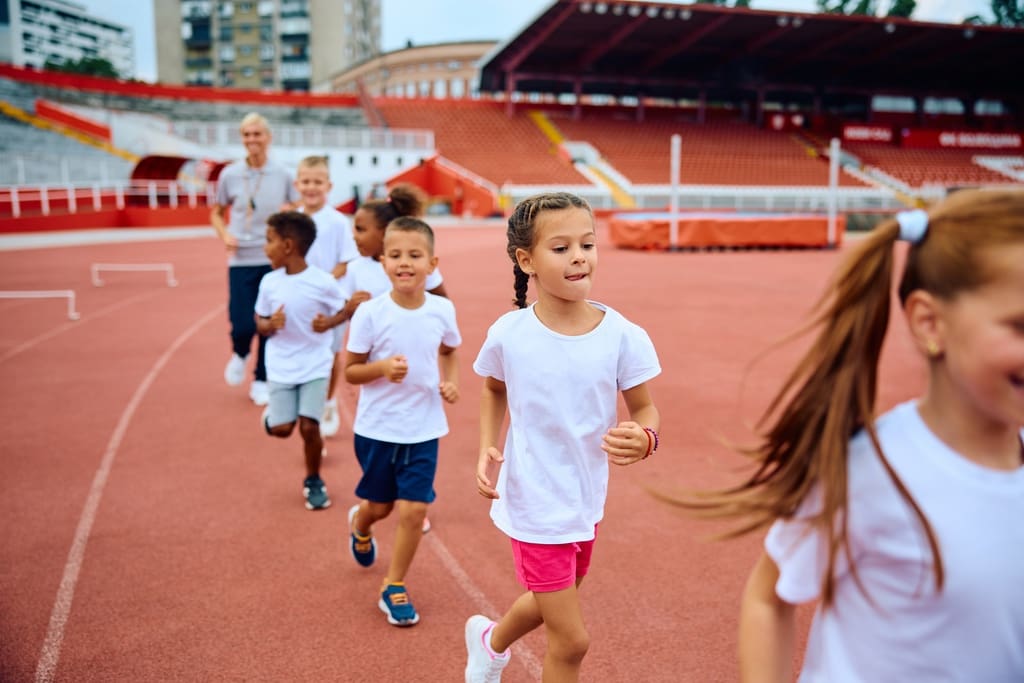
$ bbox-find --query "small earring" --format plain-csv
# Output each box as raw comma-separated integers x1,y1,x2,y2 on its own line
926,340,941,357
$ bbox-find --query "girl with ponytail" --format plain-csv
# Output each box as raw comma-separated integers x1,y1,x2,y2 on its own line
700,188,1024,682
464,192,662,682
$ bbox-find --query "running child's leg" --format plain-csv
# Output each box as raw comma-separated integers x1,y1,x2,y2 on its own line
490,576,584,652
385,499,428,583
298,417,323,476
534,586,589,681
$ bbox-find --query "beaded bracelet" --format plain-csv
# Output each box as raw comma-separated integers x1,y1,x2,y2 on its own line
642,426,659,459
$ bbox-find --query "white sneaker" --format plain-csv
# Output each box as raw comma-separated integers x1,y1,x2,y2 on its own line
464,615,510,682
320,398,340,437
249,380,269,406
224,353,246,386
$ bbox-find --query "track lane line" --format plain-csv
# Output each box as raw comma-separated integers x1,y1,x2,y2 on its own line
34,304,225,683
334,390,544,680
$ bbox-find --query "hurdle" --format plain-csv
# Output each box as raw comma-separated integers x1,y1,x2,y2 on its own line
0,290,80,320
91,263,178,287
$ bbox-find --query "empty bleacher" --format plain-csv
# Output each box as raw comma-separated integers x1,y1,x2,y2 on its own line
846,143,1021,188
376,99,588,186
552,111,867,187
0,113,134,185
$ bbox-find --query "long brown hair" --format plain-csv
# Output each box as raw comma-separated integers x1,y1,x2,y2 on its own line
688,188,1024,606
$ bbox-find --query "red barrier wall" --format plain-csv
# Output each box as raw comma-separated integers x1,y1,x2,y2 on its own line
388,157,497,217
34,99,111,141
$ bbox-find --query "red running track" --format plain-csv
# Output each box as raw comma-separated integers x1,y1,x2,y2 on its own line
0,224,925,682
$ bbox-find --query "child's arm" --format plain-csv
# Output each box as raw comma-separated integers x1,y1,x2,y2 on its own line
438,344,459,403
476,376,507,499
344,350,408,385
602,382,660,465
312,290,370,332
255,305,285,336
331,262,348,279
739,552,796,683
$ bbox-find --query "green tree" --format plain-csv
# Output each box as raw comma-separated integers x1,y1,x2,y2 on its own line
990,0,1024,25
886,0,916,17
43,56,120,79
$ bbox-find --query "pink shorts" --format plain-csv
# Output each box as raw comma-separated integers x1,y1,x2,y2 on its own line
510,526,598,593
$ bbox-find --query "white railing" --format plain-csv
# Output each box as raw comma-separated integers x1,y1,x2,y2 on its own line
1,180,215,219
0,154,134,186
172,122,435,152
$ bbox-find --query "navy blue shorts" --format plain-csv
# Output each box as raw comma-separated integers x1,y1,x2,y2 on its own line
353,434,438,504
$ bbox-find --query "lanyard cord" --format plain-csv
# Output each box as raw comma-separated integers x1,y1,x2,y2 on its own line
242,165,264,237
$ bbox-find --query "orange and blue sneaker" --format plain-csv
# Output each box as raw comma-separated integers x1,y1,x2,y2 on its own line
379,583,420,626
348,504,376,567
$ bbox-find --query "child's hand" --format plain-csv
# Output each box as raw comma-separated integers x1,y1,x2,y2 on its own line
601,421,649,465
270,305,286,331
476,447,504,499
439,381,459,403
311,313,331,332
344,291,372,316
382,355,408,383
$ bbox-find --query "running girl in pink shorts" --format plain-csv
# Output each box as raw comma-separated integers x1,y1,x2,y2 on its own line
465,192,662,682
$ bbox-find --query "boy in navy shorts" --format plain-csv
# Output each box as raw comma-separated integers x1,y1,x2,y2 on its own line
343,216,461,626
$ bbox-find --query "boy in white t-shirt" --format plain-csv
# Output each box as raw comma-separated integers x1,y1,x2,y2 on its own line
254,211,348,511
293,155,359,439
344,216,461,627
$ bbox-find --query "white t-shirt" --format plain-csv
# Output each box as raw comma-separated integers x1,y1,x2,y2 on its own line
340,256,443,300
346,293,461,443
303,205,358,279
254,266,347,384
473,302,661,544
766,401,1024,682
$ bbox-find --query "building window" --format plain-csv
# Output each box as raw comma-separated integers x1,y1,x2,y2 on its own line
259,43,274,60
220,45,235,62
258,1,274,17
242,66,254,77
239,2,253,12
219,2,234,18
219,25,232,40
239,44,253,57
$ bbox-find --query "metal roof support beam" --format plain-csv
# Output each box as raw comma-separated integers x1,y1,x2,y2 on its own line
501,1,579,72
576,15,649,70
639,14,732,74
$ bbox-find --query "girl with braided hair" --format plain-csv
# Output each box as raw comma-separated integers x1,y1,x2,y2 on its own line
464,191,662,682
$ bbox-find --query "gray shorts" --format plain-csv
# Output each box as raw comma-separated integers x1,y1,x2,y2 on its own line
267,378,328,426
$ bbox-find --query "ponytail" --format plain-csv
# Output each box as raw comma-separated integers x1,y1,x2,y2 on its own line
512,263,529,309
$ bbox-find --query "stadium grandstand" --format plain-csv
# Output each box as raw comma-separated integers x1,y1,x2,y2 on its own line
1,0,1022,246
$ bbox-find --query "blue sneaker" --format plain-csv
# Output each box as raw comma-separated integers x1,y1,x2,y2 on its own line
348,504,376,567
379,583,420,626
303,476,330,511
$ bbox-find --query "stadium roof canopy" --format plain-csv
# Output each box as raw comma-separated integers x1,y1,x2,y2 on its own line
478,0,1024,104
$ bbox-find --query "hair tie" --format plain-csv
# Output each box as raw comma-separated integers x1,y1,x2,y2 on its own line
896,209,929,244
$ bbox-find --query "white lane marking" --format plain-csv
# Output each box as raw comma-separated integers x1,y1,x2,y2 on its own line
34,304,224,683
335,390,544,680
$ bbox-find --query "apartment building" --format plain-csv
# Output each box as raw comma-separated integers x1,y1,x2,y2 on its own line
0,0,133,77
156,0,379,91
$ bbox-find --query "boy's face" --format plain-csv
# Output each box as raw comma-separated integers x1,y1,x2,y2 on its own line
264,225,289,269
382,229,437,295
295,165,331,212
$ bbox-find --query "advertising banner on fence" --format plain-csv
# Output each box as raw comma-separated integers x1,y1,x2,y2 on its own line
900,129,1023,150
842,125,894,143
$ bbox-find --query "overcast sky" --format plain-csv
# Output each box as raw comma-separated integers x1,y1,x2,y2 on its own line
76,0,993,82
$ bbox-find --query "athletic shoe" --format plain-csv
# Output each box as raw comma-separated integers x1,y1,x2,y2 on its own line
348,504,376,567
320,398,340,438
224,353,245,386
464,615,510,682
303,476,331,511
249,380,269,406
379,583,420,626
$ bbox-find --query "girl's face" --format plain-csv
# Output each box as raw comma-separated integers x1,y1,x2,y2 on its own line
935,243,1024,431
516,207,597,304
352,208,385,258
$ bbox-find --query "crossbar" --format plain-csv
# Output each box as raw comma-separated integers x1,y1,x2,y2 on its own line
91,263,178,287
0,290,79,320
